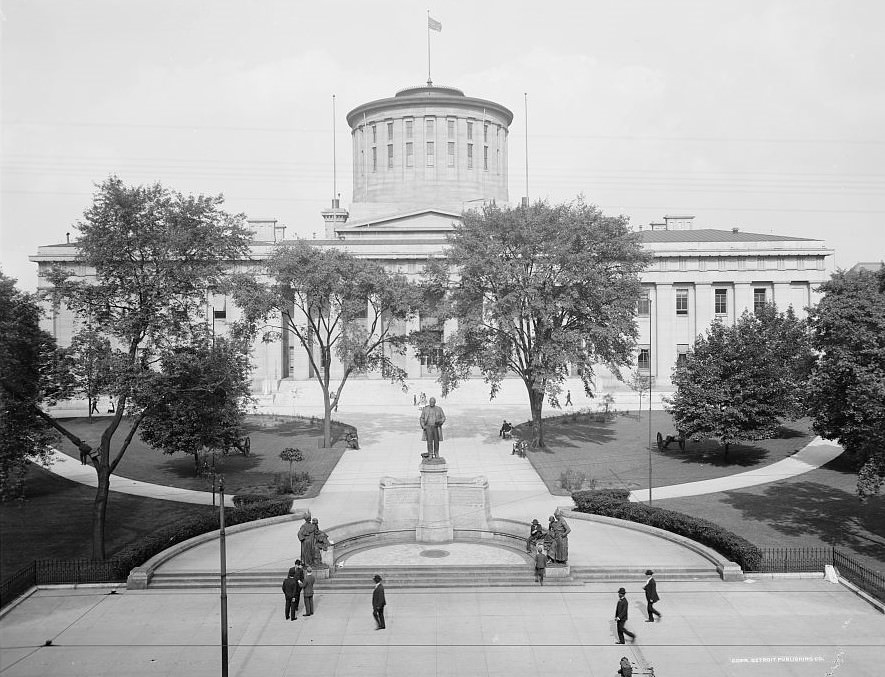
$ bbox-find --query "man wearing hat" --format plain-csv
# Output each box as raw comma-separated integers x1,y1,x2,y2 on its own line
643,569,661,622
372,574,386,629
614,587,636,644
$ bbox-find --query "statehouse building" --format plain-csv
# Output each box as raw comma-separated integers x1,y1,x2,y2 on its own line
31,83,834,397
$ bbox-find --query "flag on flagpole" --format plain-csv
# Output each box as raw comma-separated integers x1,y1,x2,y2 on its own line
428,15,442,32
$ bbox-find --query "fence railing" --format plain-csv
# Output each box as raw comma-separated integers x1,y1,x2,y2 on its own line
753,547,834,573
833,549,885,605
1,559,128,609
0,562,36,609
751,547,884,605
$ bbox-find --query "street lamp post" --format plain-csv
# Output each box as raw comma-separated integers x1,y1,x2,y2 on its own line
219,477,229,677
648,292,653,506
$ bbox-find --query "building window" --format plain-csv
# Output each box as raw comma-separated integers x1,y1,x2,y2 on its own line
496,148,500,172
483,121,489,142
371,146,377,172
406,142,413,167
675,289,689,315
360,150,364,175
636,295,650,316
467,143,473,169
405,119,413,139
676,344,689,367
426,118,434,137
447,141,455,167
483,146,489,171
426,141,434,166
447,118,455,139
777,256,785,270
714,288,728,315
371,124,377,143
678,258,687,272
387,144,393,169
467,120,473,140
419,316,444,368
637,346,651,371
797,257,806,271
387,121,393,141
753,288,767,313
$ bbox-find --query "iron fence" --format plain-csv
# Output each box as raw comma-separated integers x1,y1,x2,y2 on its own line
752,547,884,606
34,558,127,585
833,549,885,604
754,547,834,573
0,562,36,609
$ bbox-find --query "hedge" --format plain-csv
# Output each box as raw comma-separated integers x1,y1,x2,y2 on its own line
114,497,293,574
572,489,762,571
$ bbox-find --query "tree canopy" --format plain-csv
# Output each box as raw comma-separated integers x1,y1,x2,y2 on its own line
806,266,885,496
429,198,652,447
137,334,254,475
0,272,57,498
38,176,252,557
666,306,812,459
234,239,422,446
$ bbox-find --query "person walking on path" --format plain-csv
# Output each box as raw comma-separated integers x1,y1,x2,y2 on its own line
419,396,446,459
643,569,661,622
565,390,573,407
614,587,636,644
372,574,386,629
282,568,299,620
300,566,316,616
533,544,547,585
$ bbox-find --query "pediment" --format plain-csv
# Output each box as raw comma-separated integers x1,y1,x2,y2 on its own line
342,208,461,233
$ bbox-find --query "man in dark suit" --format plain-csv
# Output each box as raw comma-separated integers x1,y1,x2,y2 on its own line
614,587,636,644
643,569,661,622
282,567,298,620
372,574,386,629
291,560,305,615
300,566,316,616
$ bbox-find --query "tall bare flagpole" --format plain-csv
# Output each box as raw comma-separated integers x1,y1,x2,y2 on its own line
332,94,337,202
524,92,529,203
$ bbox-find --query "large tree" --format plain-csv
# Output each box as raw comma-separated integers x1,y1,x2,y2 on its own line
666,306,812,459
806,266,885,496
234,240,422,447
36,177,251,558
0,272,57,499
137,334,254,475
429,199,652,447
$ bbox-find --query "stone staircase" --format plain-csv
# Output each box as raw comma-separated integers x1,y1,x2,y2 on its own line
148,564,719,590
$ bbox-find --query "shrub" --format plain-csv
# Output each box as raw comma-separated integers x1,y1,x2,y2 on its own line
571,489,762,570
114,498,292,574
274,471,312,496
233,493,275,507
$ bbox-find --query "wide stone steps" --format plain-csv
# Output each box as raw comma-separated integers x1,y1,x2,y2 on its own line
148,564,719,590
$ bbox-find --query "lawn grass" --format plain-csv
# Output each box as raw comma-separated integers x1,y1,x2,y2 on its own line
518,409,816,495
655,452,885,574
51,414,351,498
0,464,215,580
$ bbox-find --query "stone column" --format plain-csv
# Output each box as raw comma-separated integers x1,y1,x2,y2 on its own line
416,458,453,543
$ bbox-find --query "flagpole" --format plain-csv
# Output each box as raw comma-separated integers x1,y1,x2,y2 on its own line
427,10,432,85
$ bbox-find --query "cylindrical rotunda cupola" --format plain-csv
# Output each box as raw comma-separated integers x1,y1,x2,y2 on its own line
346,85,513,217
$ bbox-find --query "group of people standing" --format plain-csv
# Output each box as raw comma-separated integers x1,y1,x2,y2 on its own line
527,514,571,583
281,559,316,620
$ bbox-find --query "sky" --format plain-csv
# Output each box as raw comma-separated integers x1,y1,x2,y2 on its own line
2,0,884,291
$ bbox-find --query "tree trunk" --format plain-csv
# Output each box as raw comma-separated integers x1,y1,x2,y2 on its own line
527,386,545,448
194,450,202,475
723,442,730,461
92,465,111,560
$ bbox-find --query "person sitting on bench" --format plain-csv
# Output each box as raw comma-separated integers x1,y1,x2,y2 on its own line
499,420,513,439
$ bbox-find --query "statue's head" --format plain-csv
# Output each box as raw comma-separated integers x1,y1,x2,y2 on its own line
549,515,556,523
312,518,318,524
429,397,436,406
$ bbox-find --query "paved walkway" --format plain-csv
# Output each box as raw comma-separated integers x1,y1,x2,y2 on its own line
2,579,882,676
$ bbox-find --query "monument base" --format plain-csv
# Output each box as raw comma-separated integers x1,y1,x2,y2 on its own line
416,458,453,543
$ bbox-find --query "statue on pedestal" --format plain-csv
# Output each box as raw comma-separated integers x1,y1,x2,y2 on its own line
419,397,446,459
547,514,571,564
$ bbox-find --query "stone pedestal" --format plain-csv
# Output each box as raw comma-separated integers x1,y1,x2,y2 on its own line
415,457,453,543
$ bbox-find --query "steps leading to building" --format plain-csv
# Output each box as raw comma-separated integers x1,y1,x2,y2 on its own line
148,564,720,590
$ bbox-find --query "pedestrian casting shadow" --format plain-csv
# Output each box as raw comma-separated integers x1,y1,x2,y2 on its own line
505,421,619,453
720,479,885,563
